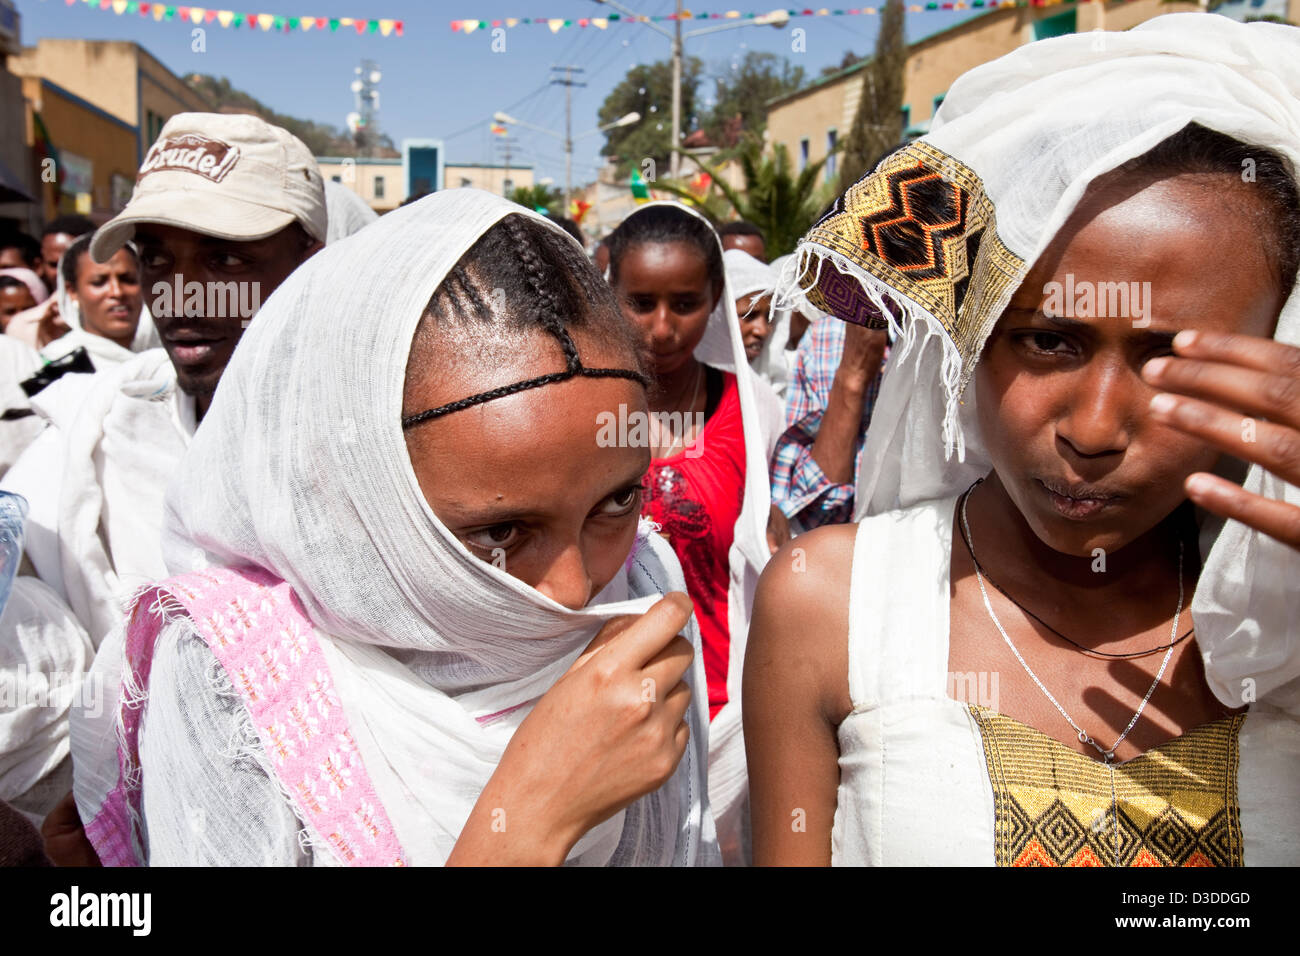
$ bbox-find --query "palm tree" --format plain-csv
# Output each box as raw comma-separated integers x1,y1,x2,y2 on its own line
508,184,563,216
657,136,837,259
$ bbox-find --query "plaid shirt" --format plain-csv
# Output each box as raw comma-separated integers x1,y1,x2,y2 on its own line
770,317,885,530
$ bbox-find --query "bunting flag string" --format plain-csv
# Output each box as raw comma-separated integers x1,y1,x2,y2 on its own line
63,0,403,36
450,0,1135,33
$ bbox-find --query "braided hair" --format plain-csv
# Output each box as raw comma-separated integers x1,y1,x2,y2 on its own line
605,205,724,295
1109,123,1300,299
403,213,650,428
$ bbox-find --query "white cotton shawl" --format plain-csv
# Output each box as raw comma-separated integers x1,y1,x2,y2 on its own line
145,188,716,866
7,350,193,647
615,201,780,864
776,13,1300,715
324,180,379,244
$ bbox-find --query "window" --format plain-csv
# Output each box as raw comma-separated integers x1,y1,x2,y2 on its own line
146,110,165,144
331,174,342,183
503,178,514,196
1033,9,1076,41
374,175,385,199
799,137,809,173
825,129,838,183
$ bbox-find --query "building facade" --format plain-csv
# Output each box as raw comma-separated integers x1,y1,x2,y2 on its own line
5,38,213,226
766,0,1206,183
316,157,534,213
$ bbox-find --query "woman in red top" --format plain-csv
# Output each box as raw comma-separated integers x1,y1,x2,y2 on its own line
605,202,786,863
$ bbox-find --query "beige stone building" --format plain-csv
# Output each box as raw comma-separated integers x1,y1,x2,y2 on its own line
316,157,535,214
766,0,1212,183
9,38,213,164
5,38,213,225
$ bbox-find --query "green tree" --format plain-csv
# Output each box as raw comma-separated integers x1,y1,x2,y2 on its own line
837,0,906,194
702,51,805,145
820,50,864,79
509,184,564,216
598,58,703,178
658,136,837,259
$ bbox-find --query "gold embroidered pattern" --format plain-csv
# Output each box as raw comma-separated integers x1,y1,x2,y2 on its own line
799,141,1024,389
969,706,1245,867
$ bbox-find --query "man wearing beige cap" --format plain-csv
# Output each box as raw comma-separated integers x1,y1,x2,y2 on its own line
3,113,327,650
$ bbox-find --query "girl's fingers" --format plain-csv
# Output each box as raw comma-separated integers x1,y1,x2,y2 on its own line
1169,329,1300,375
1184,472,1300,551
642,634,695,696
1149,393,1300,487
1143,356,1300,431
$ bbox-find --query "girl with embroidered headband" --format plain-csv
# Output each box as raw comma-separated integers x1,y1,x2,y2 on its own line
747,13,1300,866
605,201,786,863
69,189,719,866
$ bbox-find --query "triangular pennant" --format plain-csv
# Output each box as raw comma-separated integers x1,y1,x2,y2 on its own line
338,16,353,25
394,20,403,35
505,17,518,27
301,15,313,29
315,16,326,28
189,6,204,22
328,17,339,30
216,8,231,24
139,2,151,13
178,5,190,17
592,17,608,28
112,0,128,12
379,19,394,35
257,13,273,30
547,17,564,32
462,18,479,33
151,2,165,18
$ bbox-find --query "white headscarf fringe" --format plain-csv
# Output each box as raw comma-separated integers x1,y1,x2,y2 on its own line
771,242,969,458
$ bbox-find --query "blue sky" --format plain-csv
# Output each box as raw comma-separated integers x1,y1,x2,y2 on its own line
16,0,984,184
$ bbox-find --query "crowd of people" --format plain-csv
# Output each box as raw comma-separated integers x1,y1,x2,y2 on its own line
0,13,1297,867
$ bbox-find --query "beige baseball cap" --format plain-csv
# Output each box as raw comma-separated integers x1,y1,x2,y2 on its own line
91,112,327,263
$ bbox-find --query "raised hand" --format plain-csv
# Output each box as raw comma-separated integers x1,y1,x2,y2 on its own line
1145,329,1300,550
447,592,695,865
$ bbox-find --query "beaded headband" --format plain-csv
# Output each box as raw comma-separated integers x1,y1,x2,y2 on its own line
401,326,650,430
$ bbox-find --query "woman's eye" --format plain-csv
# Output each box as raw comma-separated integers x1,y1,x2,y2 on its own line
1018,330,1072,355
464,523,520,552
598,485,643,517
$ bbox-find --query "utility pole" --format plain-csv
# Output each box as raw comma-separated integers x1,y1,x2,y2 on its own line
495,133,515,197
670,0,682,180
551,65,586,212
592,0,788,182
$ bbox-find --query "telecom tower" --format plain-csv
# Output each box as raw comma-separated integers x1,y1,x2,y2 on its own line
346,60,382,156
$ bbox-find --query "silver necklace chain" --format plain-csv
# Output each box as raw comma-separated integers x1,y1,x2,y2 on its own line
959,482,1183,766
649,363,702,459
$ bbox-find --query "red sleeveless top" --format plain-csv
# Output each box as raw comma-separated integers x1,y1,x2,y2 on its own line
640,372,746,720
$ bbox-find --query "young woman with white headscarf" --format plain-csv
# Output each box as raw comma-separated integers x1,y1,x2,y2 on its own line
605,201,785,864
748,13,1300,865
39,232,159,372
70,188,718,866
